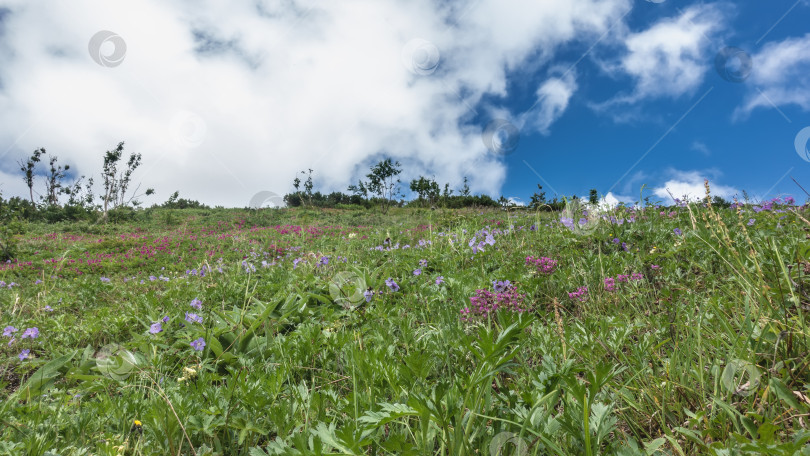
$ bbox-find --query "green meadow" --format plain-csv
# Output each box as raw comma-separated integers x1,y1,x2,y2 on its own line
1,201,809,455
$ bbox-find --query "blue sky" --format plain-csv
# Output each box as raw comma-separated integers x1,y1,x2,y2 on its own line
0,1,808,207
496,1,810,205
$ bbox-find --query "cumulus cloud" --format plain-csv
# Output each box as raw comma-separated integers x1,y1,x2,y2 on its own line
734,33,810,118
652,169,739,203
600,192,622,208
0,0,631,206
594,4,724,110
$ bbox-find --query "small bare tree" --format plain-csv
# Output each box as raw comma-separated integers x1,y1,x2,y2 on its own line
42,154,70,206
18,148,43,205
100,142,153,219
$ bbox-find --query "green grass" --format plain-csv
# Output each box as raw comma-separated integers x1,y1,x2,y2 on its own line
0,203,809,455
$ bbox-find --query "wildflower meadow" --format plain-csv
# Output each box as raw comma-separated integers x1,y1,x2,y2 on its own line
1,196,809,455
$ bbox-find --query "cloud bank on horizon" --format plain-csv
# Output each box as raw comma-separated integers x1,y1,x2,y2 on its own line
0,1,808,207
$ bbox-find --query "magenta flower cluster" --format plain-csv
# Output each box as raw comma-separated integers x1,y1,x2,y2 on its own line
604,272,644,292
568,286,588,302
460,282,526,321
525,256,558,275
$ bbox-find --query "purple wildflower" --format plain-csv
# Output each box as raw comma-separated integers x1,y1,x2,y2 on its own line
3,326,18,337
363,289,374,302
492,280,512,293
22,327,39,339
19,349,30,361
673,228,682,236
149,322,163,334
560,217,575,230
385,278,400,292
185,312,203,324
100,277,110,283
413,269,422,276
190,337,206,351
435,276,444,285
190,298,202,310
747,219,755,226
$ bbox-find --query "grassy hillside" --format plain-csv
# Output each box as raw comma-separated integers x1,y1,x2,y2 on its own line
1,201,809,455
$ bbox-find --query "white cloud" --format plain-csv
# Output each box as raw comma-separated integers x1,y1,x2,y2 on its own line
600,192,622,208
0,0,631,206
519,70,577,135
507,196,525,206
734,33,810,118
594,191,637,208
594,4,724,109
652,170,739,203
690,140,711,156
0,169,31,201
